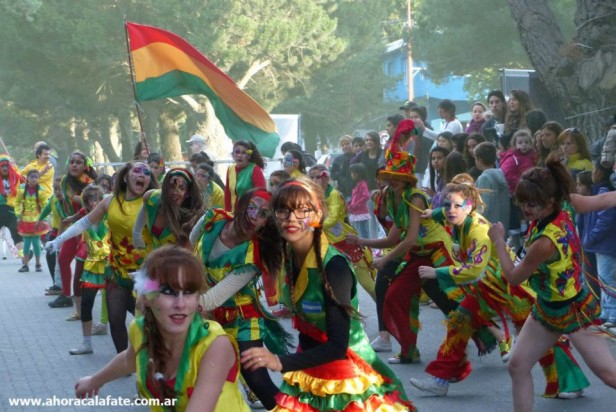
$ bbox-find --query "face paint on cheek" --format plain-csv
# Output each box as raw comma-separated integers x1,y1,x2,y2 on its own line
301,218,310,230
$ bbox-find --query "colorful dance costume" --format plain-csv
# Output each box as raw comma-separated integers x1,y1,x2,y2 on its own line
322,183,376,299
526,207,601,333
275,233,414,411
381,187,455,361
426,209,589,396
143,190,178,248
224,163,266,212
197,208,288,352
57,175,93,297
79,217,110,290
0,156,24,246
15,183,51,260
129,316,249,412
20,159,54,202
107,193,152,289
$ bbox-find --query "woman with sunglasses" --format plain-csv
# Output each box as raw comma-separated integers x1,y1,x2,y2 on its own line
132,168,204,250
47,161,157,353
224,141,266,212
488,160,616,412
240,177,415,411
75,245,250,412
410,174,588,399
189,188,286,410
48,151,98,309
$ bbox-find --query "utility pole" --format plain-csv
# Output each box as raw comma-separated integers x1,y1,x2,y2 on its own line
406,0,414,101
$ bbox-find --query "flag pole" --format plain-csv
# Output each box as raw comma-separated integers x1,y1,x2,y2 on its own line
123,17,149,155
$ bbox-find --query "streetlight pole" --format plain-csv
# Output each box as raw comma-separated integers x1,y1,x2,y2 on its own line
407,0,414,101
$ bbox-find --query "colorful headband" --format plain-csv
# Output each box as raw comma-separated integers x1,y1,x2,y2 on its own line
253,188,272,202
133,270,160,299
167,168,193,184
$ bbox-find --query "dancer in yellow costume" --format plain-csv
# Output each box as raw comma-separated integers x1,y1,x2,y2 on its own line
75,245,249,412
48,161,157,353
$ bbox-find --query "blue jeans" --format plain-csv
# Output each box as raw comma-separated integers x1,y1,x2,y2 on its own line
597,253,616,322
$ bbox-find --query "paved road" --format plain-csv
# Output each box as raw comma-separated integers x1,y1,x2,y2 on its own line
1,255,614,411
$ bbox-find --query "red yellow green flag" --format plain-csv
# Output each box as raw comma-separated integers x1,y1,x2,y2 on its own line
126,21,280,157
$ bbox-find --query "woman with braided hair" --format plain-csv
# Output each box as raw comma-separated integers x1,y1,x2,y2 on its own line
75,245,249,412
241,177,415,411
132,168,205,250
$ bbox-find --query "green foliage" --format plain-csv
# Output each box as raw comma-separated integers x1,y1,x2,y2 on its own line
411,0,576,99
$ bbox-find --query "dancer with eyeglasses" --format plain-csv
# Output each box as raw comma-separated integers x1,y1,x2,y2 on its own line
47,161,157,353
488,160,616,412
241,177,415,411
132,168,204,250
189,188,287,410
75,245,249,412
410,174,589,399
224,141,266,212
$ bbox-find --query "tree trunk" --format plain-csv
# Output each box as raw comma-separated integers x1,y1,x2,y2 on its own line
159,112,182,162
117,111,134,162
506,0,616,140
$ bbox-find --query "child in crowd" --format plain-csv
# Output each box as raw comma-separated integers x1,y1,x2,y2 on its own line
426,146,449,208
15,169,50,272
347,163,371,238
575,171,601,298
499,129,538,251
474,142,510,234
559,127,593,177
580,160,616,333
267,169,290,192
69,185,110,355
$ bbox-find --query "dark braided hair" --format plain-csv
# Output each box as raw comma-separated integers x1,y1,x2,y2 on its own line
272,177,358,317
142,309,175,402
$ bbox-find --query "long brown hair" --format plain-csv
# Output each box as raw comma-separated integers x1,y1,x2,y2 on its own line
112,161,158,214
160,168,204,247
139,245,205,403
233,188,283,275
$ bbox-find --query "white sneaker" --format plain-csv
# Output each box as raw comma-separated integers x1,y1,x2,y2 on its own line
69,343,93,355
409,377,448,396
91,323,108,335
370,336,392,352
557,390,583,399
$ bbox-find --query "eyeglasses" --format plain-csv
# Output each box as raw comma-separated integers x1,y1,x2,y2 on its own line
132,166,152,176
247,205,271,219
274,207,313,220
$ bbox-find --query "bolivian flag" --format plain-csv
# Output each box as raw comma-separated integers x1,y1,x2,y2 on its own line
126,21,280,157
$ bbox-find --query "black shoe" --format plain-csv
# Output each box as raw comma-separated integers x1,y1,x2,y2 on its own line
35,264,42,272
49,295,73,308
18,265,29,273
